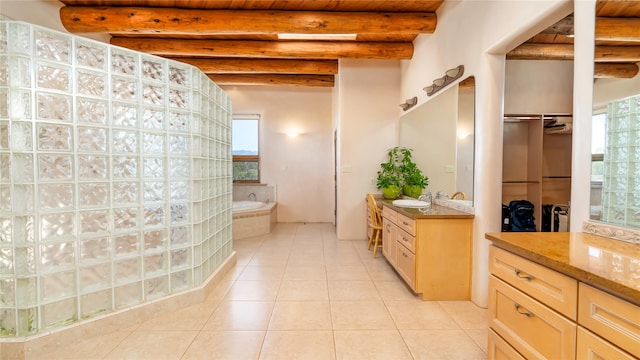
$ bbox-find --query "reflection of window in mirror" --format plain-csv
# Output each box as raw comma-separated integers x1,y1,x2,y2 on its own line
590,111,606,220
595,94,640,228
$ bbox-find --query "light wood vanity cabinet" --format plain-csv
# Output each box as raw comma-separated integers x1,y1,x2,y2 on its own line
382,204,473,301
488,245,639,360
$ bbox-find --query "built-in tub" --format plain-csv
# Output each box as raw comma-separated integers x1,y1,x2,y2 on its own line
232,201,277,239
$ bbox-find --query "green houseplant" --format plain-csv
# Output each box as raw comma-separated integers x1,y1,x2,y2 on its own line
376,147,402,199
399,147,429,198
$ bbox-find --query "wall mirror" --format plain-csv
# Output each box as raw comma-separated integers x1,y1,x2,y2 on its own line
589,2,640,232
399,76,475,204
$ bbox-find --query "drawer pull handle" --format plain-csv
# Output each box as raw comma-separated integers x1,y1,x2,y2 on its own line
402,221,409,226
514,269,533,281
402,252,408,258
402,237,409,242
514,303,533,317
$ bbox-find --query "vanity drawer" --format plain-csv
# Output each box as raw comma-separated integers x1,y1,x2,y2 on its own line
489,275,576,360
382,206,397,223
396,227,415,253
578,283,640,359
396,242,415,289
489,246,578,320
577,326,637,360
488,329,526,360
397,212,415,236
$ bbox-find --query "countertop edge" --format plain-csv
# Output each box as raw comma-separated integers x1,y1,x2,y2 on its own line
381,201,475,219
486,233,640,307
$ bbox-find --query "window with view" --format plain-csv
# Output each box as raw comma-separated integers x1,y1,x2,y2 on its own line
232,116,260,182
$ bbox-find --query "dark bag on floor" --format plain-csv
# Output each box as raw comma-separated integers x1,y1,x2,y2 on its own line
508,200,536,232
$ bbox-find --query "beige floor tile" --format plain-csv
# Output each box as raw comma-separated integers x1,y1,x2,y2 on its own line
136,301,215,331
283,265,327,281
181,330,265,360
268,301,332,330
277,280,329,301
102,330,198,360
334,330,412,360
385,301,460,329
330,301,396,330
238,265,285,281
401,329,487,360
247,254,289,267
374,280,421,301
224,280,280,301
30,329,133,360
465,329,489,354
328,280,381,301
204,301,274,331
259,330,335,360
326,265,370,281
439,300,489,329
286,255,326,267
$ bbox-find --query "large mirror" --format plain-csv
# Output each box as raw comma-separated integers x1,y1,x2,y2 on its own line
588,2,640,230
399,76,475,204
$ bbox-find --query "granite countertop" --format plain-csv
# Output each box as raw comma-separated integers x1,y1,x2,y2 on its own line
381,200,474,219
486,231,640,306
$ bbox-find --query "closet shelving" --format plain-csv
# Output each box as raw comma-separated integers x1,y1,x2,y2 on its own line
502,114,573,231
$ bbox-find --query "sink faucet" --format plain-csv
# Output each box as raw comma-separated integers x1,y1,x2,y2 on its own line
248,192,257,201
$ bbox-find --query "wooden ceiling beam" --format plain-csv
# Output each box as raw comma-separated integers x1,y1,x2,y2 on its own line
110,37,414,59
596,17,640,42
168,58,338,74
594,63,639,78
60,6,436,35
507,43,640,62
207,74,334,87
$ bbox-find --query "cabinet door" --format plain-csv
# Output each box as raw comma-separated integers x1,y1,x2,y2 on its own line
489,246,577,320
578,283,640,359
577,326,637,360
488,329,526,360
396,242,416,290
382,220,397,266
489,275,576,360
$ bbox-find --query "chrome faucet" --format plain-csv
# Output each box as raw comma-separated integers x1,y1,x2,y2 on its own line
248,192,257,201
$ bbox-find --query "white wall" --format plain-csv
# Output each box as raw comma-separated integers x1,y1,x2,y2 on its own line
336,59,401,240
400,85,457,197
401,0,574,307
223,86,335,223
505,60,574,114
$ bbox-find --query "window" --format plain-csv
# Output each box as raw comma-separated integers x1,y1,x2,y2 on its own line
591,111,606,183
232,115,259,182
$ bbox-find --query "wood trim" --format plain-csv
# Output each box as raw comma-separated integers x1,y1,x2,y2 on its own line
595,17,640,41
507,43,640,62
110,37,414,59
60,7,437,35
208,74,334,87
169,58,338,75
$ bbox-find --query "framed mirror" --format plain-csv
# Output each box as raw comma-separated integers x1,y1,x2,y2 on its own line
399,76,475,204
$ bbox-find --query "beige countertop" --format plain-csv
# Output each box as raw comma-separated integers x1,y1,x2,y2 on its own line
381,200,475,219
486,231,640,306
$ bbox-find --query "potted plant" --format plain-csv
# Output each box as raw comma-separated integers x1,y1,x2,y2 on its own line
399,147,429,198
376,147,402,199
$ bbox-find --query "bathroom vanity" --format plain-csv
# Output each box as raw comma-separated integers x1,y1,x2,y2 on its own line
381,201,474,301
485,232,639,360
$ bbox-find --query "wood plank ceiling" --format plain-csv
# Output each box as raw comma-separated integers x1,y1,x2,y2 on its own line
508,1,640,79
58,0,640,87
58,0,443,87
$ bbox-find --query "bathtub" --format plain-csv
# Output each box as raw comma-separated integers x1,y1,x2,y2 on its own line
232,201,277,239
233,200,266,213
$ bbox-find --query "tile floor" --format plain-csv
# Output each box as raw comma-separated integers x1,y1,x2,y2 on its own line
38,223,488,360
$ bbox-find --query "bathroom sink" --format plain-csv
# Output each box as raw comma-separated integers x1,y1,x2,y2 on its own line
392,199,430,208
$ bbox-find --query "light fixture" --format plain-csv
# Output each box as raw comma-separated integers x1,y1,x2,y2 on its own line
423,65,465,97
399,96,418,111
277,33,357,40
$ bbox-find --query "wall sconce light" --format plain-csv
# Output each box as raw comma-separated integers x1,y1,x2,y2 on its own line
423,65,464,97
399,96,418,111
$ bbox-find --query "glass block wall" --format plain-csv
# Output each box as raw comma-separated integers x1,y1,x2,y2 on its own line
0,20,233,338
601,94,640,228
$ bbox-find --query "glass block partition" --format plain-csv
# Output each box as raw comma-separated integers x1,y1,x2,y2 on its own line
601,94,640,228
0,20,233,338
